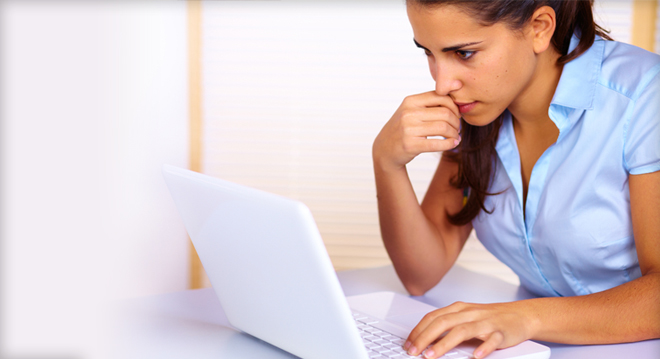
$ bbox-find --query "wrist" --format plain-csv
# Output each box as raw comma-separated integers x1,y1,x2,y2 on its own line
373,155,406,176
518,299,543,340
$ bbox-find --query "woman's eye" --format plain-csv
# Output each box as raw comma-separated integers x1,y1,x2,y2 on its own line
424,50,433,57
456,50,475,60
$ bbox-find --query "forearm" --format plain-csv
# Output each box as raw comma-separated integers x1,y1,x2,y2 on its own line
373,162,453,295
372,91,465,295
524,272,660,344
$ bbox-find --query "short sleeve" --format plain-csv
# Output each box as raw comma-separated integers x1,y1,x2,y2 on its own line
624,67,660,175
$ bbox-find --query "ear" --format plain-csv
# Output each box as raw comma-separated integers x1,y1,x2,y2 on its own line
529,6,556,54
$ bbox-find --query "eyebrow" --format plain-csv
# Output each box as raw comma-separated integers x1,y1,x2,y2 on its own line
413,38,483,53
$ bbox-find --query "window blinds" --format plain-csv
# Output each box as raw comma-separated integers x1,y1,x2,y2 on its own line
593,0,633,43
202,1,436,271
200,0,639,285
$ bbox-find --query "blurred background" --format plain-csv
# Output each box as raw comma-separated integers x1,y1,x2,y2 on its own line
1,0,658,358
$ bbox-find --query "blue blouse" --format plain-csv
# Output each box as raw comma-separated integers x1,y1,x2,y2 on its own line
471,35,660,297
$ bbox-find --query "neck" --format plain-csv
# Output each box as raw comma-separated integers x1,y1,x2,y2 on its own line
508,50,563,135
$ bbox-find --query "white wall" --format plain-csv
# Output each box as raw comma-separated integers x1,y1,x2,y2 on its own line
0,1,189,358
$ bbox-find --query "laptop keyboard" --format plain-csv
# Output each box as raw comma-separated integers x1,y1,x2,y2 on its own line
352,311,473,359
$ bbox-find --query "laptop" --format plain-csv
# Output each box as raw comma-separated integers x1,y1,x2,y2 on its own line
162,164,550,359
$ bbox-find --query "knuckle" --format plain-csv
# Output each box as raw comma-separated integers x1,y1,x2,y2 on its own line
440,106,452,117
400,109,413,120
402,95,416,106
422,311,437,322
492,330,505,342
401,136,412,152
451,301,466,309
453,324,470,337
401,139,415,154
400,110,418,125
402,125,415,137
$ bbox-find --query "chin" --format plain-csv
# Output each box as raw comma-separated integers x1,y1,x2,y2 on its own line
461,113,500,127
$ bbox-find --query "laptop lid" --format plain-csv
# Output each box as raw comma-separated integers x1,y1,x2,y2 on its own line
162,164,368,359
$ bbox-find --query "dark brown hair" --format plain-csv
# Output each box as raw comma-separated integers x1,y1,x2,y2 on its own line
409,0,612,225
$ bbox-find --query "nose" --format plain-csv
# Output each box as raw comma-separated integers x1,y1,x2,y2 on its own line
432,63,462,96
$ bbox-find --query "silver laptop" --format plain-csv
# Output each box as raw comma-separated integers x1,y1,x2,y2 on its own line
162,164,550,359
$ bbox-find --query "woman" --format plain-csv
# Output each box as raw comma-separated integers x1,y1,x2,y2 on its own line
372,0,660,358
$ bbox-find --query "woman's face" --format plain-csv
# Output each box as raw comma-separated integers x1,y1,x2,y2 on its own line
407,3,539,126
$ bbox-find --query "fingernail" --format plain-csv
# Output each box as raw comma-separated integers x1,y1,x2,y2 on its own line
454,139,460,147
408,346,418,356
423,349,435,358
404,341,411,350
474,349,484,358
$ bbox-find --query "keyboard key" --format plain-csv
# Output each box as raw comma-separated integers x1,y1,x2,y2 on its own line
444,350,471,359
359,318,380,325
366,342,380,349
375,345,391,353
353,310,427,359
391,338,405,345
368,350,384,358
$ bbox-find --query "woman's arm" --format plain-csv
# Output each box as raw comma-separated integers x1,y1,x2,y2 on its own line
404,170,660,359
373,91,472,296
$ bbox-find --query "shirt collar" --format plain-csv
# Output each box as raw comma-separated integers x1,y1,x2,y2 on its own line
550,34,605,111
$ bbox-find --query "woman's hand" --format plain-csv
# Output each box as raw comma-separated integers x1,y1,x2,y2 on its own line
404,301,538,359
373,91,461,173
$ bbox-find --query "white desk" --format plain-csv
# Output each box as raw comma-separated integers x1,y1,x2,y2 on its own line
110,265,660,358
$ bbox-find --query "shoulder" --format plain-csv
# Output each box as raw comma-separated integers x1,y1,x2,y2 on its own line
598,39,660,100
601,42,660,175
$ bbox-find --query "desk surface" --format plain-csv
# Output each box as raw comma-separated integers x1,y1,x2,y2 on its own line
110,265,660,359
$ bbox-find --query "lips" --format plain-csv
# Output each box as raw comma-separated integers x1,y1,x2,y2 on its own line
454,101,477,114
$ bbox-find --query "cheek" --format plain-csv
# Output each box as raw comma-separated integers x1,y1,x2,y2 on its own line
466,60,501,99
480,53,528,100
504,45,537,83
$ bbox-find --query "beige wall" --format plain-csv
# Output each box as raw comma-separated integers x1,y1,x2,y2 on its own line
632,0,659,52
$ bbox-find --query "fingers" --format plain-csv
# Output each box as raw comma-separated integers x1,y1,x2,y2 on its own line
403,301,510,359
418,120,461,140
405,304,473,356
404,91,461,120
373,90,462,171
473,331,504,359
401,122,460,153
398,106,461,155
402,94,462,132
407,302,469,343
424,322,495,358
